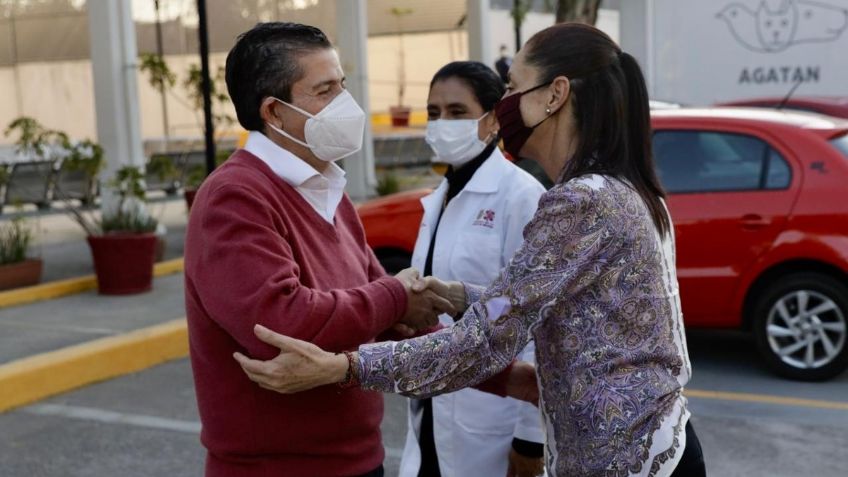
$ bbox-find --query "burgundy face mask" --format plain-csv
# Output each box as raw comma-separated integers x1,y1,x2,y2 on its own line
494,82,551,159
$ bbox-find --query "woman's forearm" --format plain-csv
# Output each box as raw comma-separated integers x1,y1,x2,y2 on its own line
356,296,520,398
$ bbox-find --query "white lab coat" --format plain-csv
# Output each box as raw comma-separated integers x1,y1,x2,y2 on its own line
398,148,547,477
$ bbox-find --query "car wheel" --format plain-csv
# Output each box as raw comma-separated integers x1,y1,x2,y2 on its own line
376,250,412,275
752,273,848,381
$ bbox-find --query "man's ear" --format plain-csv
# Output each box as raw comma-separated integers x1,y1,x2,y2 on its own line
259,97,281,128
547,76,571,114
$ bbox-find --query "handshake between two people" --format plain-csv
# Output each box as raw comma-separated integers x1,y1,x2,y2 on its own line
234,268,540,405
390,267,467,337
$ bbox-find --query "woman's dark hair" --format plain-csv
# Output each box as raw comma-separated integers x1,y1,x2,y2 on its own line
524,23,670,237
430,61,505,112
225,22,332,131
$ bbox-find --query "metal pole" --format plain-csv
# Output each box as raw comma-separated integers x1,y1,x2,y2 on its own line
154,0,170,146
513,0,522,53
467,0,493,65
196,0,216,175
9,15,25,117
336,0,376,199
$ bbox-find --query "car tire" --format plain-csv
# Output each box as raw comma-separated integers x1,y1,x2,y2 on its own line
376,250,412,275
752,272,848,381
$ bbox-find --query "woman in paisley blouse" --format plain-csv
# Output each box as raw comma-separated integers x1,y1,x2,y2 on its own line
235,23,706,477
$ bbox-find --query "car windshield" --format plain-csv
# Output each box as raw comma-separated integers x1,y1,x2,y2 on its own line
831,133,848,158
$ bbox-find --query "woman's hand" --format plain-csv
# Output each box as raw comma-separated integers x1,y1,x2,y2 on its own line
233,324,349,393
412,276,467,313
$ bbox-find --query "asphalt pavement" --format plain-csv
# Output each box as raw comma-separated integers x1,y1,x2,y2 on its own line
2,197,847,476
2,331,847,477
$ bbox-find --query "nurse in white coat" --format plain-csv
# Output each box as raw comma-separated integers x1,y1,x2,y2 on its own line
399,62,546,477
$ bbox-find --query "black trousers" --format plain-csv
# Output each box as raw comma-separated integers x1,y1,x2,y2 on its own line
670,421,706,477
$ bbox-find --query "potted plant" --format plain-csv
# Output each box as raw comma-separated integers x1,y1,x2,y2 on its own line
57,138,105,205
0,214,42,291
4,117,68,162
67,166,159,295
182,164,205,210
3,117,67,210
182,148,231,210
389,7,413,127
144,154,180,261
0,164,10,210
181,64,236,209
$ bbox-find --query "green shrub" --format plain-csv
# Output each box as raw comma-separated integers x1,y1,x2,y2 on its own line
0,217,32,265
376,172,400,196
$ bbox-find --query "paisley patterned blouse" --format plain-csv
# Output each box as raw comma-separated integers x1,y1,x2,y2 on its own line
357,175,692,477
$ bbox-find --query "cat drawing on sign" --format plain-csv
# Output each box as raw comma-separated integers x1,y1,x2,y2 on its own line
756,0,799,51
717,0,848,53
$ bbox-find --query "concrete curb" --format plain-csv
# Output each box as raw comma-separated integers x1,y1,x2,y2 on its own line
0,258,184,310
0,318,188,413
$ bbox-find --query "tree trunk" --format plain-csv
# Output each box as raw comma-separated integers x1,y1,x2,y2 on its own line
555,0,602,25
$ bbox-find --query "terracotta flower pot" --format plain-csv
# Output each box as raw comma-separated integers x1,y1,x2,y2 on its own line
87,233,157,295
0,258,43,291
389,106,411,127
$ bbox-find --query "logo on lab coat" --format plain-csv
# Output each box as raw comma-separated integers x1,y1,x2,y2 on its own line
472,209,496,228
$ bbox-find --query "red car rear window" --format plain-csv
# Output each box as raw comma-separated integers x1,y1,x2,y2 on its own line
831,134,848,158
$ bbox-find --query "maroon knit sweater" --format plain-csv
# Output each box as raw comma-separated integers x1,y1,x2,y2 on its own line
184,150,408,477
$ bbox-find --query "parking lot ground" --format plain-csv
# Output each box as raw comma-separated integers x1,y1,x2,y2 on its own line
2,330,847,477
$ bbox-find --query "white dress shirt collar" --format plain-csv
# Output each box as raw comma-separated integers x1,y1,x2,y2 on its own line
244,131,346,223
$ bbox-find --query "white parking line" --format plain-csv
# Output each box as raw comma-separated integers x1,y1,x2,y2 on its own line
22,403,201,434
21,402,407,459
0,320,116,336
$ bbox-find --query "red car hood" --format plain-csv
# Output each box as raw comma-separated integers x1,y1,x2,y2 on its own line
356,188,433,217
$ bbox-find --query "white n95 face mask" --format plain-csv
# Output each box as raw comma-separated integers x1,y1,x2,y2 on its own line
267,89,366,162
425,113,491,167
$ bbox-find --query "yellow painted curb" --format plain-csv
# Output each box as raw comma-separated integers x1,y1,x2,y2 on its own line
0,318,188,413
371,110,428,127
153,257,185,277
685,388,848,411
0,258,185,310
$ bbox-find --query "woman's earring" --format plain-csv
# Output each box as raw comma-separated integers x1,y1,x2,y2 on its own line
545,107,552,115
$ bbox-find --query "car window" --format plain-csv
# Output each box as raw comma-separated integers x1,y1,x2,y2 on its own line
653,130,785,193
764,148,791,189
830,134,848,159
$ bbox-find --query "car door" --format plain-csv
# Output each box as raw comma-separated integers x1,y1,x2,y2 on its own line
653,128,798,328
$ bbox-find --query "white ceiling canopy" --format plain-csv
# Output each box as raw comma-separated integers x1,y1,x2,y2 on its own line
366,0,468,36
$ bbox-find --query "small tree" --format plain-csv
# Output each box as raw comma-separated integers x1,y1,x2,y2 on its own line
184,64,235,129
139,52,177,142
554,0,602,24
4,117,67,158
139,52,177,93
390,7,413,108
510,0,532,52
511,0,603,52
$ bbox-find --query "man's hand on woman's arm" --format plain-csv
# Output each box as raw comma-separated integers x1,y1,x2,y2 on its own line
234,324,349,393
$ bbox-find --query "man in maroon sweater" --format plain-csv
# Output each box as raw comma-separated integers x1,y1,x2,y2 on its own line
184,23,454,477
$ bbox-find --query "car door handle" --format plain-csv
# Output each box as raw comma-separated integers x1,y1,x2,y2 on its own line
740,214,769,230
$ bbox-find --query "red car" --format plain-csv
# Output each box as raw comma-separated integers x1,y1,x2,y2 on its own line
358,108,848,381
719,96,848,120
